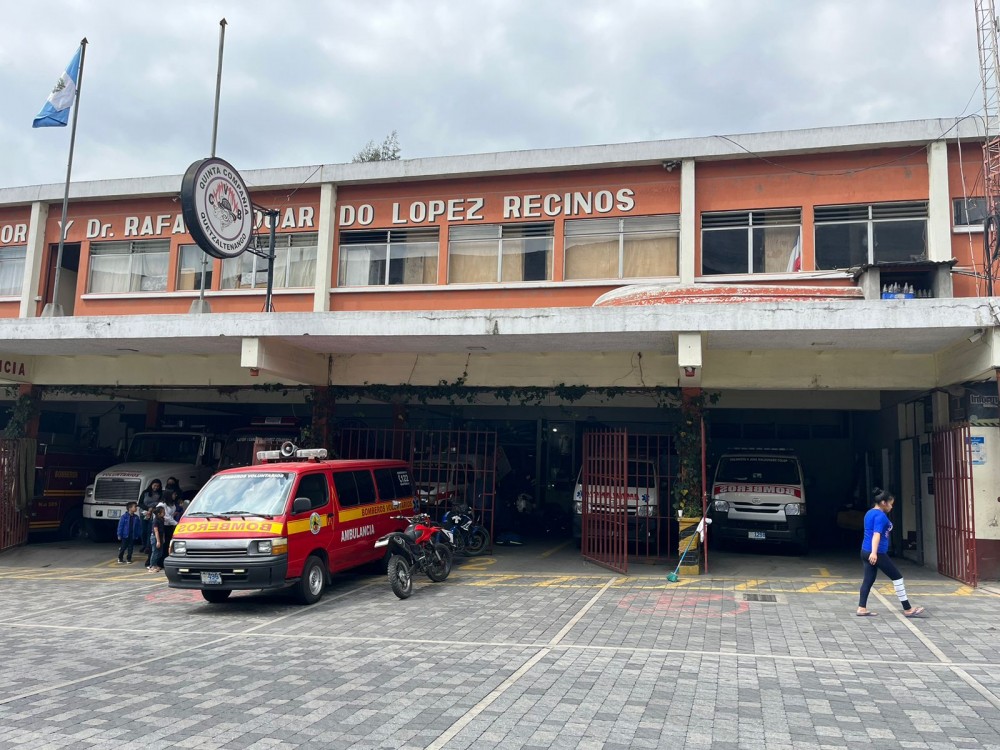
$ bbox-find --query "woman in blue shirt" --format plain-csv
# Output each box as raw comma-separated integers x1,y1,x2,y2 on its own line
857,488,925,618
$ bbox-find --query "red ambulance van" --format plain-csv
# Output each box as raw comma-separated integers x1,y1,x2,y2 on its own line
163,444,413,604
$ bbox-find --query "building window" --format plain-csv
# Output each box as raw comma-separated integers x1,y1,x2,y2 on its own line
338,227,438,287
88,239,169,293
220,232,317,289
954,197,987,228
564,215,679,280
0,245,26,296
701,209,801,275
814,202,927,270
176,245,214,291
448,222,552,283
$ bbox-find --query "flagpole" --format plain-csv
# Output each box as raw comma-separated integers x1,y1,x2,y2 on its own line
191,18,226,315
42,37,87,318
210,18,226,159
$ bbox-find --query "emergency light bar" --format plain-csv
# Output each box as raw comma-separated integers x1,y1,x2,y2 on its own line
256,448,329,462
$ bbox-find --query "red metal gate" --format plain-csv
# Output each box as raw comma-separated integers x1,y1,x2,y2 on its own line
580,431,675,574
931,424,977,586
334,427,498,550
0,439,33,552
580,431,628,573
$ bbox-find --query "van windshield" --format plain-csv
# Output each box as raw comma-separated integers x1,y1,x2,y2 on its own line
185,472,294,517
715,456,800,485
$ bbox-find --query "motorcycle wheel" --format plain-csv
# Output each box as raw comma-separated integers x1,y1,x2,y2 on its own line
388,555,413,599
465,528,490,556
425,542,453,582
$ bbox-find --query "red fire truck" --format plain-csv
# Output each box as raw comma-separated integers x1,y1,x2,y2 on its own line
28,446,114,539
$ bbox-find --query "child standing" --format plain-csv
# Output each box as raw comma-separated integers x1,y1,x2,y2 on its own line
147,505,167,573
116,501,142,564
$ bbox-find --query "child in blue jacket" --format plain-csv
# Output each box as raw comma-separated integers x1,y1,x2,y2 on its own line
116,502,143,564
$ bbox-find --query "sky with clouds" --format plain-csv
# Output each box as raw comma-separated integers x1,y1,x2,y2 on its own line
0,1,983,190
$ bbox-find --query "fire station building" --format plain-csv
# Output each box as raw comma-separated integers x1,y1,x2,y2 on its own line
0,116,998,582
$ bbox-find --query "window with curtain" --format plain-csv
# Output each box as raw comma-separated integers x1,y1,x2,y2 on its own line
338,227,438,287
176,244,213,291
220,232,318,289
814,202,927,270
565,215,679,280
88,239,169,293
449,223,552,284
0,245,26,296
701,208,801,276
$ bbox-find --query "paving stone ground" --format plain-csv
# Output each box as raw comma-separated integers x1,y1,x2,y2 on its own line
1,541,998,749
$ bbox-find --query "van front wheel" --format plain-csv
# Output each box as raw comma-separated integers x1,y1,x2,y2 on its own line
201,589,231,604
296,556,326,605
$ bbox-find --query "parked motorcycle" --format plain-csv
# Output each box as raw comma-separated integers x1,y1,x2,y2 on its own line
440,503,491,556
374,514,454,599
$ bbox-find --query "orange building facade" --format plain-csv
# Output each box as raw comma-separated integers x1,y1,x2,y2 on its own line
1,118,999,581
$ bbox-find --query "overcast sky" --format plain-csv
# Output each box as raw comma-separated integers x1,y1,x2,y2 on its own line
0,1,982,190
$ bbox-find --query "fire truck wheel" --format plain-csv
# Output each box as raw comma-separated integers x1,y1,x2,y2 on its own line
60,512,84,541
296,556,326,605
201,589,232,604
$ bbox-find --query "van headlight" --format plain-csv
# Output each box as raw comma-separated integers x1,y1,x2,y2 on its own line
171,540,186,555
784,503,804,516
573,498,582,514
636,504,655,517
712,500,730,512
250,537,288,555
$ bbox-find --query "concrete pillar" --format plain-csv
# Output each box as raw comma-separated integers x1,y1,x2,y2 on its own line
927,141,950,263
313,183,337,312
19,202,49,318
310,387,336,450
679,159,696,284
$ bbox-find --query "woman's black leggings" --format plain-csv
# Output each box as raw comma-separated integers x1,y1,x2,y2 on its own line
858,551,911,609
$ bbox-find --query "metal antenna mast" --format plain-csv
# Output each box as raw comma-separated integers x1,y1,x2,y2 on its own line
975,0,1000,294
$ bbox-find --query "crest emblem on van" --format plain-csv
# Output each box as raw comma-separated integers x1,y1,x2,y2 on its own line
309,512,321,534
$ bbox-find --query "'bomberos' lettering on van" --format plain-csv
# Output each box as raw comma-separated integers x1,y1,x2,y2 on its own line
341,524,376,542
713,483,802,497
175,520,283,534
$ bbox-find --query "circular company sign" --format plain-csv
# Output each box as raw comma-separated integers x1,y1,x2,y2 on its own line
180,157,254,259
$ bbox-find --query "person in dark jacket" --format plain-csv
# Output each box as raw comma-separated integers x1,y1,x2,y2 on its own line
116,502,143,564
164,477,182,503
147,505,167,573
139,479,163,554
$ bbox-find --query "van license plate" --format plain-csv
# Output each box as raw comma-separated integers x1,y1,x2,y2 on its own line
748,531,766,540
106,509,121,519
201,572,222,585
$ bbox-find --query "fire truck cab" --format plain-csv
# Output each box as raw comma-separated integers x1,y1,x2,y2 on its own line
164,444,414,605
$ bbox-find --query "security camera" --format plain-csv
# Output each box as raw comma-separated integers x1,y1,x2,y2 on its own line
968,328,985,344
662,160,679,172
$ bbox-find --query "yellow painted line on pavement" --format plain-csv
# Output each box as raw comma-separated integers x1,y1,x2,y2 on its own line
797,581,840,593
734,579,767,591
813,567,833,578
539,541,572,559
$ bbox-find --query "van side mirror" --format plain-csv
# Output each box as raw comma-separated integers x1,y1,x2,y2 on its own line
292,497,313,514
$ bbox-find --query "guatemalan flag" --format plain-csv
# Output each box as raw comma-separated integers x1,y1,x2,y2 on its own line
33,46,83,128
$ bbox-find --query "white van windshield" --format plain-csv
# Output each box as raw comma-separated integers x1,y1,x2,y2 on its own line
715,456,800,485
184,472,294,517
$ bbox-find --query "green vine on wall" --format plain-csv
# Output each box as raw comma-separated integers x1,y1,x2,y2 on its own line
1,393,41,439
671,390,720,518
